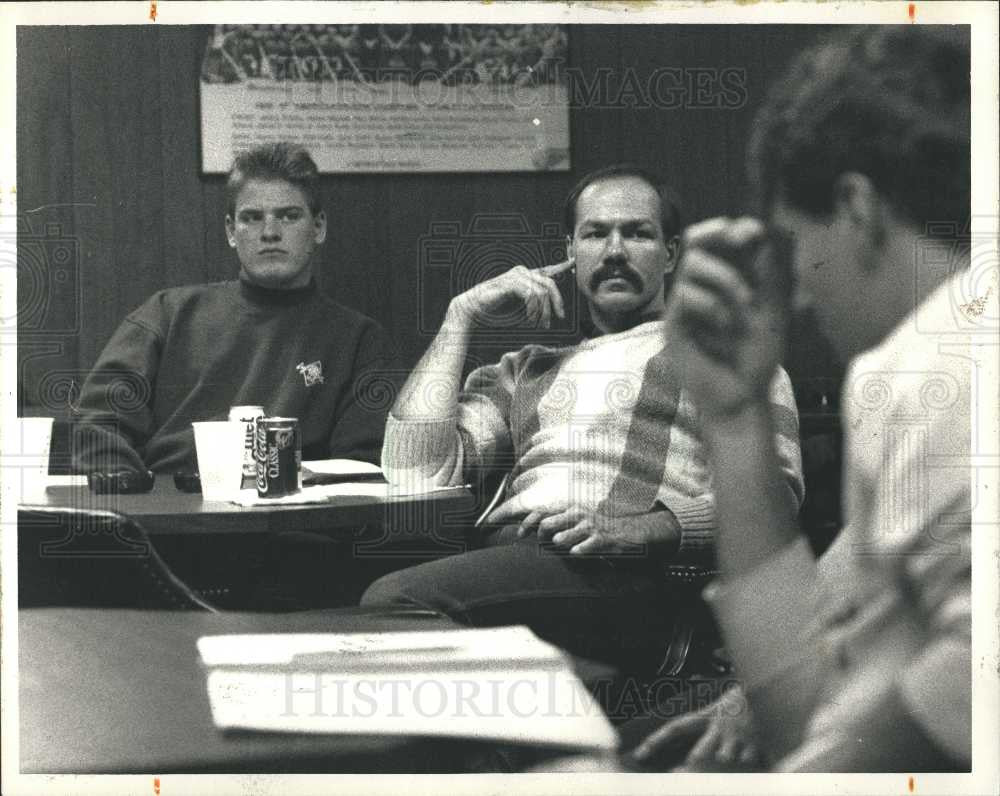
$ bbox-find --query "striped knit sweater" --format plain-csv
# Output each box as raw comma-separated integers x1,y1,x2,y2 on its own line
384,320,804,560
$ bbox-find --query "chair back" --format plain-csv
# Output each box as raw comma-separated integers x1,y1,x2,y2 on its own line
18,507,218,611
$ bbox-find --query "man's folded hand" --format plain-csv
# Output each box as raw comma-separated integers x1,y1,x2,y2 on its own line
510,507,680,556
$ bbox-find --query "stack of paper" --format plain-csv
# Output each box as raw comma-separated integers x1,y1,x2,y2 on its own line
230,459,467,506
229,482,467,507
197,626,618,751
301,459,384,483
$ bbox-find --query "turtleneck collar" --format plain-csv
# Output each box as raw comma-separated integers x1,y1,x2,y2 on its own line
237,276,318,310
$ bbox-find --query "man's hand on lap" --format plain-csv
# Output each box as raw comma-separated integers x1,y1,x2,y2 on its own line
513,507,681,556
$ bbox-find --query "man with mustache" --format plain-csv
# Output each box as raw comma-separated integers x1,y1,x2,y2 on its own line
72,142,396,475
362,165,804,669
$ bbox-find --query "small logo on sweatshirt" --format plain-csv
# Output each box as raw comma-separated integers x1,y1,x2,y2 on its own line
296,360,324,387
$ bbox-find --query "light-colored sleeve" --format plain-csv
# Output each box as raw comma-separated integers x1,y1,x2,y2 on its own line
844,338,973,764
703,536,820,687
659,366,804,562
666,494,717,561
703,536,827,758
894,485,971,763
382,353,519,489
899,598,971,763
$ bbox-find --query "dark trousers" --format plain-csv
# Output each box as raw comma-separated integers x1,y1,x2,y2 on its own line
360,524,676,674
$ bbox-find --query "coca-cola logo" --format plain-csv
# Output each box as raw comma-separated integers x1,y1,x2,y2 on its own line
255,425,268,491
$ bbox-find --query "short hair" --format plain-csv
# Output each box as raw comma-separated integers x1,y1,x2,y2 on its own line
563,164,684,240
225,142,322,216
749,26,970,233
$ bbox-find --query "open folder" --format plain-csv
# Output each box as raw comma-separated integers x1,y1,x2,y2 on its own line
197,626,618,751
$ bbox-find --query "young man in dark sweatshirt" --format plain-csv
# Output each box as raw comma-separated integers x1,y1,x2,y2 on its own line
72,142,397,475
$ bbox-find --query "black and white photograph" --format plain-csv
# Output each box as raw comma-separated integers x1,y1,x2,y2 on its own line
1,2,997,794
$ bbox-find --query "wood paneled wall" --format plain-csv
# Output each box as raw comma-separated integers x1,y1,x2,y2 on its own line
17,24,842,415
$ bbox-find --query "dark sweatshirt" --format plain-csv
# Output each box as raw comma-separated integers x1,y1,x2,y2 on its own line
72,279,399,474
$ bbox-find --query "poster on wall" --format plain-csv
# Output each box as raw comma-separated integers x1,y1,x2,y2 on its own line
200,24,571,173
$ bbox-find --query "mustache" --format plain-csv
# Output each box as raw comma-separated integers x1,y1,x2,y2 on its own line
589,261,643,291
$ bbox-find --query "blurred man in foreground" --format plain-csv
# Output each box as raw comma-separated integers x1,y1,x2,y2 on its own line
583,25,977,773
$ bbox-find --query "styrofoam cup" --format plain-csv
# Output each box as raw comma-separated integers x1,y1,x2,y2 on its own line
192,421,245,501
15,417,54,502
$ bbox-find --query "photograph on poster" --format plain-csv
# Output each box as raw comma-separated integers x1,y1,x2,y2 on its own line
200,24,571,172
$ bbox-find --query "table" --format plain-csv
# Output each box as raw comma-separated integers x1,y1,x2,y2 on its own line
23,477,476,537
18,479,477,610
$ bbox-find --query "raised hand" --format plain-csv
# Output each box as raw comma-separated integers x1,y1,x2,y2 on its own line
447,258,574,330
665,217,793,418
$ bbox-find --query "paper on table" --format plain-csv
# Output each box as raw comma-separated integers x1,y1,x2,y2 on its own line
203,667,618,750
198,625,618,750
229,482,466,507
41,475,88,488
197,626,564,669
302,459,382,477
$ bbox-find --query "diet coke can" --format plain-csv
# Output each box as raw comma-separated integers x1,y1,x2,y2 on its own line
229,405,265,489
254,417,301,498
